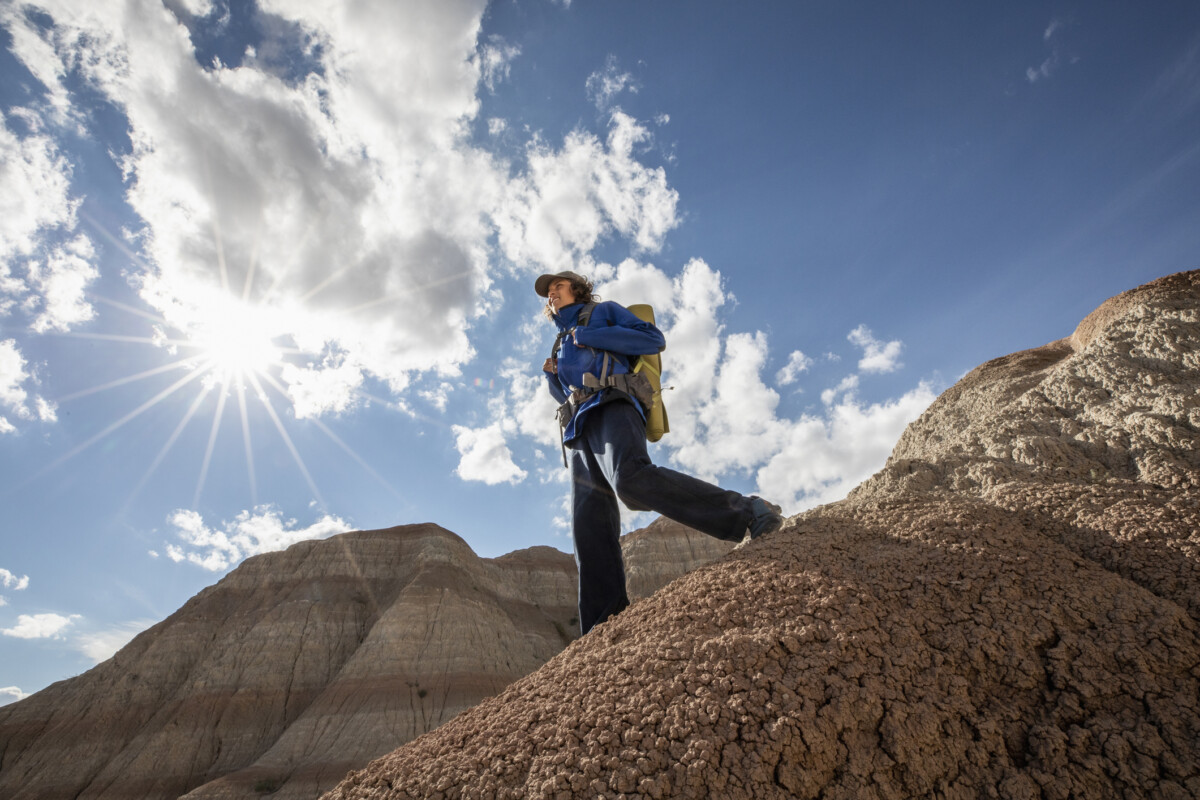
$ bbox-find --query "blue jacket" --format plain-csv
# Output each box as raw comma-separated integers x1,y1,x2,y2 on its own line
546,301,666,442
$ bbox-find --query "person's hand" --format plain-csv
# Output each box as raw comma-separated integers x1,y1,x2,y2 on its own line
543,357,557,374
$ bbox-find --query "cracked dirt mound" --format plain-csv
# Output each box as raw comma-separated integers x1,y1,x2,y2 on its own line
324,270,1200,799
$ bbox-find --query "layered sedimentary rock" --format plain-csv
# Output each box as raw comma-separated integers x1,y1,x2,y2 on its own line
325,271,1200,799
0,522,732,800
623,516,736,600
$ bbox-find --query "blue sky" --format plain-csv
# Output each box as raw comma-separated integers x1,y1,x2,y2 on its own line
1,0,1197,703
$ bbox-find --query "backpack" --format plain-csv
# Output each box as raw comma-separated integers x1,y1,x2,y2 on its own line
551,302,669,442
625,303,669,442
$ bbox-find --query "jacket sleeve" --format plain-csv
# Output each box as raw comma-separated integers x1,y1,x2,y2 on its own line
545,370,569,404
572,302,665,356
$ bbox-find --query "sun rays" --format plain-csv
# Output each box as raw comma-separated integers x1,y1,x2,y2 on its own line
27,288,405,517
14,203,473,531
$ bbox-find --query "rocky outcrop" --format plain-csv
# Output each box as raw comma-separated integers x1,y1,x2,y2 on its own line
324,271,1200,799
0,522,733,799
623,517,736,600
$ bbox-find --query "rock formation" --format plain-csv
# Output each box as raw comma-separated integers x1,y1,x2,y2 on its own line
0,521,732,799
323,270,1200,799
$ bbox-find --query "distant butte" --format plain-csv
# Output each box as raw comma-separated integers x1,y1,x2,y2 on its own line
0,519,730,799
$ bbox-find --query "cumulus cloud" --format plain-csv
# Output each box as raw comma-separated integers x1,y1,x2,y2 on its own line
0,111,79,262
0,568,29,607
0,685,30,706
671,330,784,480
27,233,99,333
848,324,903,373
756,382,937,510
1,1,681,422
455,258,936,516
75,619,155,664
2,612,81,639
478,35,521,92
281,357,364,420
822,374,860,406
0,568,30,592
0,107,98,336
776,350,813,386
0,338,55,433
2,3,932,522
452,421,527,484
495,111,679,271
164,505,351,571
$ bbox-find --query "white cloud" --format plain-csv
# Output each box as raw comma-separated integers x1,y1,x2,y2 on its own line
776,350,813,386
0,569,30,611
0,110,79,263
280,358,364,420
75,619,155,664
495,111,679,271
0,686,30,706
503,361,562,448
35,395,57,422
165,505,352,572
1,686,30,705
0,568,30,591
420,381,455,412
2,0,679,422
466,258,936,517
478,35,521,92
671,330,784,480
0,108,98,334
27,233,98,333
756,382,938,511
0,338,54,433
848,324,903,373
2,612,81,639
821,374,859,406
452,421,527,485
0,340,31,419
587,54,638,110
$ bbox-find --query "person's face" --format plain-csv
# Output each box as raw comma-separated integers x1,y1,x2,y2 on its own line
546,278,578,312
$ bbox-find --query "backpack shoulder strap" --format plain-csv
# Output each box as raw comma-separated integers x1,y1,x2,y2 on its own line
576,302,597,328
550,302,598,360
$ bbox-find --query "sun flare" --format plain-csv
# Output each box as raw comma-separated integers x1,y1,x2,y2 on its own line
187,295,284,381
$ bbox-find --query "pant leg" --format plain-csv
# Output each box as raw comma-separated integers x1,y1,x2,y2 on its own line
569,439,629,635
582,401,755,543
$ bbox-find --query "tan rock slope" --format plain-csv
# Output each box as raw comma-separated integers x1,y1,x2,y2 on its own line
0,522,732,800
324,270,1200,800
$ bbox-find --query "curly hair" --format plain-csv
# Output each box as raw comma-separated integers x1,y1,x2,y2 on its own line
542,276,600,320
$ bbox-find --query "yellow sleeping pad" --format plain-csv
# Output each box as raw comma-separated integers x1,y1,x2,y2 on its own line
626,303,669,442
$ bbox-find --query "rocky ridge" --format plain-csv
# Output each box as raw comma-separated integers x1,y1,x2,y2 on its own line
0,521,732,799
324,271,1200,799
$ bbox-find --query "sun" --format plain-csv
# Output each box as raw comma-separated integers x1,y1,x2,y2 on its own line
187,294,284,381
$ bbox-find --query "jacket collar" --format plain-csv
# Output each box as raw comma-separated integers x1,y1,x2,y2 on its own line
552,302,584,331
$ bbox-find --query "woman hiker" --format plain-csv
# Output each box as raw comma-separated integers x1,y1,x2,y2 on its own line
538,270,784,635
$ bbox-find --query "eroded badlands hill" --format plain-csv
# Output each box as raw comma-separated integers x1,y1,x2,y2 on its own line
325,271,1200,800
0,522,732,800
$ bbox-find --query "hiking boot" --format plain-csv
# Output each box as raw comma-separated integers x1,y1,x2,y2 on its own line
747,496,784,540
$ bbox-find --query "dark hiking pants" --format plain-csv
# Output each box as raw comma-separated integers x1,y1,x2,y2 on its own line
568,400,756,635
